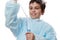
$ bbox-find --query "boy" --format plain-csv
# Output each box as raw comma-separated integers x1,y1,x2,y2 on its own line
5,0,57,40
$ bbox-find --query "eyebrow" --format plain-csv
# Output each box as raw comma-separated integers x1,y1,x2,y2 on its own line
29,5,40,8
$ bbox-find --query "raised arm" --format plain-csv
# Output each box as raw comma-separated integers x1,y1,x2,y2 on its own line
5,0,22,37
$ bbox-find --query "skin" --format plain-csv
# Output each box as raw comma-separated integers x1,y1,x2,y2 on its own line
29,2,43,19
26,32,35,40
12,0,44,40
26,2,44,40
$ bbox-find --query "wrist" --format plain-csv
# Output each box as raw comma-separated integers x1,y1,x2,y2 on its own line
11,0,17,3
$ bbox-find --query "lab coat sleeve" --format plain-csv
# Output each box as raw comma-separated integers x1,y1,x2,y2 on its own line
5,1,21,37
35,27,57,40
35,35,46,40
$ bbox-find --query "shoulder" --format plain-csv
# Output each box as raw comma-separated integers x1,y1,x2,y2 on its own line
41,20,56,35
41,20,54,30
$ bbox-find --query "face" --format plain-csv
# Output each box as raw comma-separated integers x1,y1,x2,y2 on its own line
29,2,42,19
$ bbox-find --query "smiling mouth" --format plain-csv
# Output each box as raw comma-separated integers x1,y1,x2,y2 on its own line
31,13,36,16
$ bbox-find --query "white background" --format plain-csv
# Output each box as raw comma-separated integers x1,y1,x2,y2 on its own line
0,0,60,40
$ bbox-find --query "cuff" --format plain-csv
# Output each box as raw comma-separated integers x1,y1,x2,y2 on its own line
35,35,47,40
10,0,17,4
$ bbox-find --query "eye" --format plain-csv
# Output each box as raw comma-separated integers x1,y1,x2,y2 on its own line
29,7,33,10
35,7,40,9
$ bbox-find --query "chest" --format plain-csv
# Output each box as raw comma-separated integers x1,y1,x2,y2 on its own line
17,21,46,40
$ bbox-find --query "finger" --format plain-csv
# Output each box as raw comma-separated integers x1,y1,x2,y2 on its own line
26,32,32,34
11,0,17,3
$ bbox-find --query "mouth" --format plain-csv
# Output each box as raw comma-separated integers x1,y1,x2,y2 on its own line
31,13,36,16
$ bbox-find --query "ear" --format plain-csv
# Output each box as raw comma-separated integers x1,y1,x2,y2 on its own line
42,10,45,15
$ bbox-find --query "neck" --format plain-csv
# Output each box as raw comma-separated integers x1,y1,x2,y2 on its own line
30,18,40,21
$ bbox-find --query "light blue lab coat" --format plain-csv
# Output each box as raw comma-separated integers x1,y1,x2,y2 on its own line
5,1,57,40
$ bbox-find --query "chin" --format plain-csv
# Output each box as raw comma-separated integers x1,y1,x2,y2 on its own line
30,15,39,19
31,17,37,19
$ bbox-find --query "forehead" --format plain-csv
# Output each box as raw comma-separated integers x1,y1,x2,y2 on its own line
29,2,41,7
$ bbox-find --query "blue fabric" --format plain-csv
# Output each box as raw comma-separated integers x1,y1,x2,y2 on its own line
5,1,57,40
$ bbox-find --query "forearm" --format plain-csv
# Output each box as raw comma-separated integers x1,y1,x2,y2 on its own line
5,0,20,28
5,0,21,37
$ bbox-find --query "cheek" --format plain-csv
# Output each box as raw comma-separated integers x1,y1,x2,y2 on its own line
29,10,32,15
29,10,31,13
29,10,31,15
36,10,42,15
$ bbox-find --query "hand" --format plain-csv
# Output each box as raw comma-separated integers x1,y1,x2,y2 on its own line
26,32,35,40
11,0,17,3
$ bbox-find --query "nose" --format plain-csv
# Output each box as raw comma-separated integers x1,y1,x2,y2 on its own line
32,8,36,12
